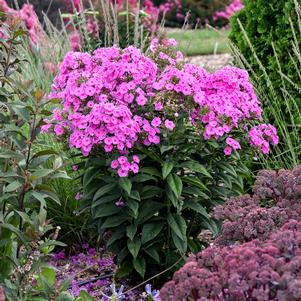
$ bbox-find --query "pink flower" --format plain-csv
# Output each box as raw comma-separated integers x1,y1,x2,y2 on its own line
154,102,163,111
226,137,241,150
54,125,64,136
75,192,81,200
111,160,119,169
151,117,162,127
117,169,129,177
224,146,232,156
165,120,175,131
131,163,139,174
133,155,140,163
72,165,79,171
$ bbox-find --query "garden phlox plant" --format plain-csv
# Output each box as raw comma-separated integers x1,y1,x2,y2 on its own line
44,38,278,178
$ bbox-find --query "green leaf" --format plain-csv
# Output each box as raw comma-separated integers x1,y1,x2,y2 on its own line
167,213,187,241
167,174,183,199
162,162,174,180
41,267,56,286
93,183,117,202
31,169,53,179
202,218,220,237
172,230,187,254
92,193,121,208
32,150,58,159
93,203,121,218
218,162,237,177
0,150,23,160
53,157,63,170
76,290,94,301
115,260,133,278
182,187,209,199
133,256,146,278
126,224,137,241
1,223,27,245
129,190,140,201
180,161,212,178
139,167,162,178
141,222,163,244
145,247,160,263
160,145,174,154
132,174,157,183
140,186,163,199
184,200,210,218
182,176,208,191
119,178,132,195
166,186,179,209
83,168,100,187
127,237,141,259
101,215,128,228
107,229,125,246
127,199,139,218
31,191,47,207
136,201,164,224
4,181,22,193
15,211,31,224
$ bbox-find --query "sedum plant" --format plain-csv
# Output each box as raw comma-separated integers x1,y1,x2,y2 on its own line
44,39,278,279
160,219,301,301
0,13,69,299
161,164,301,300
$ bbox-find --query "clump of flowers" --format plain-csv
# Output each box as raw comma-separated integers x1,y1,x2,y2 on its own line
160,219,301,301
50,246,115,298
0,0,45,45
214,0,244,21
50,246,160,300
213,164,301,246
44,40,278,177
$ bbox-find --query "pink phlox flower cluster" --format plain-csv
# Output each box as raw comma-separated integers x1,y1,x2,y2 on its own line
214,0,244,21
44,46,173,177
249,124,279,154
46,42,278,177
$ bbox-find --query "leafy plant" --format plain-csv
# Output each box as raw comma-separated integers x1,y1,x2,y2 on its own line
0,13,68,297
43,37,277,281
229,0,301,170
79,126,250,279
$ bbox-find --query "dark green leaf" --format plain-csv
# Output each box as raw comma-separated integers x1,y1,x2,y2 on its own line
133,256,146,278
4,181,22,193
126,224,137,241
172,230,187,254
136,201,164,224
119,178,132,195
127,199,139,218
127,237,141,259
180,161,212,178
145,247,160,263
167,174,183,199
101,215,128,228
162,162,174,180
167,213,187,241
141,222,163,244
93,203,121,218
183,200,210,218
93,183,117,202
